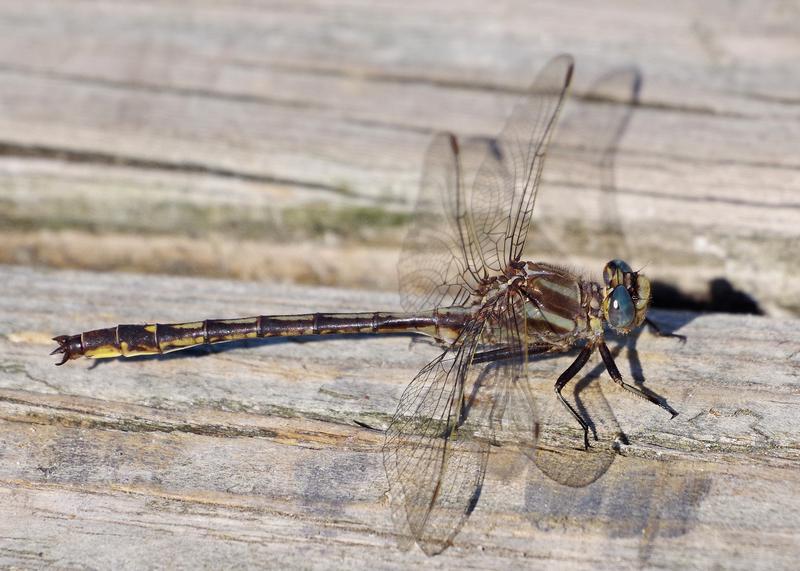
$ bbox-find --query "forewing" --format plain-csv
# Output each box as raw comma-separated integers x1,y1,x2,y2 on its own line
383,319,488,554
398,133,489,313
470,55,574,272
399,56,574,311
533,374,619,488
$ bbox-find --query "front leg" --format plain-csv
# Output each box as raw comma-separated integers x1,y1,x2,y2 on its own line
598,341,678,418
554,344,594,449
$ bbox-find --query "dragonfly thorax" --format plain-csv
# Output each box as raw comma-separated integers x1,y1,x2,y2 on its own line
485,259,652,345
505,262,588,343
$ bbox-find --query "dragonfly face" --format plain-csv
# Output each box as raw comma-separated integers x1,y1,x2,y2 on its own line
601,259,651,334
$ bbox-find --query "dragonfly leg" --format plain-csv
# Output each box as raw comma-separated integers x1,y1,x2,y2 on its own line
645,317,686,343
598,341,678,418
554,344,594,449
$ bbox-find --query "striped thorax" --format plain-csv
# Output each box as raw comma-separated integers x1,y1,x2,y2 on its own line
474,259,652,350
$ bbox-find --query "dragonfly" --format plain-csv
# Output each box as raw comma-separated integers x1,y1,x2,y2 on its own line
52,54,680,555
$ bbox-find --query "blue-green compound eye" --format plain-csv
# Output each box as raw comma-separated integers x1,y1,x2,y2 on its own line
608,285,635,329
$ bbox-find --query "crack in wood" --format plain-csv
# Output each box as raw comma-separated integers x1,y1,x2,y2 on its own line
0,142,366,200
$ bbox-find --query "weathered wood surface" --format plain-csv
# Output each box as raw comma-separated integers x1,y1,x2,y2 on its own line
1,1,800,568
1,265,799,569
0,1,799,314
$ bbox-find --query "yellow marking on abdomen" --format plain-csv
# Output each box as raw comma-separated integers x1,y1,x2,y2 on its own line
84,345,123,359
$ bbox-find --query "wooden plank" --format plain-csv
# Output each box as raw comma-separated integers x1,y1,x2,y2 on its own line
1,3,799,568
1,265,799,568
0,1,799,313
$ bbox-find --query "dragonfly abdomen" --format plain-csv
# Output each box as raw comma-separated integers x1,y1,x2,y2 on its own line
51,311,451,365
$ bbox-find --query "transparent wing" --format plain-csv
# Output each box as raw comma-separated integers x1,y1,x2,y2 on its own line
532,370,619,488
470,54,574,272
383,293,538,554
383,318,486,554
398,134,494,313
398,55,574,313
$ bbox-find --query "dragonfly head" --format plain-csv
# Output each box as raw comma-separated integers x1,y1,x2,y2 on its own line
601,259,651,334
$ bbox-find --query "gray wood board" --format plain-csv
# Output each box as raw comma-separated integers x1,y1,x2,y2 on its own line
0,1,798,313
1,265,799,569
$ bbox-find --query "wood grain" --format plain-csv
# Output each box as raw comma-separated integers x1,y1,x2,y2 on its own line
2,265,799,568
